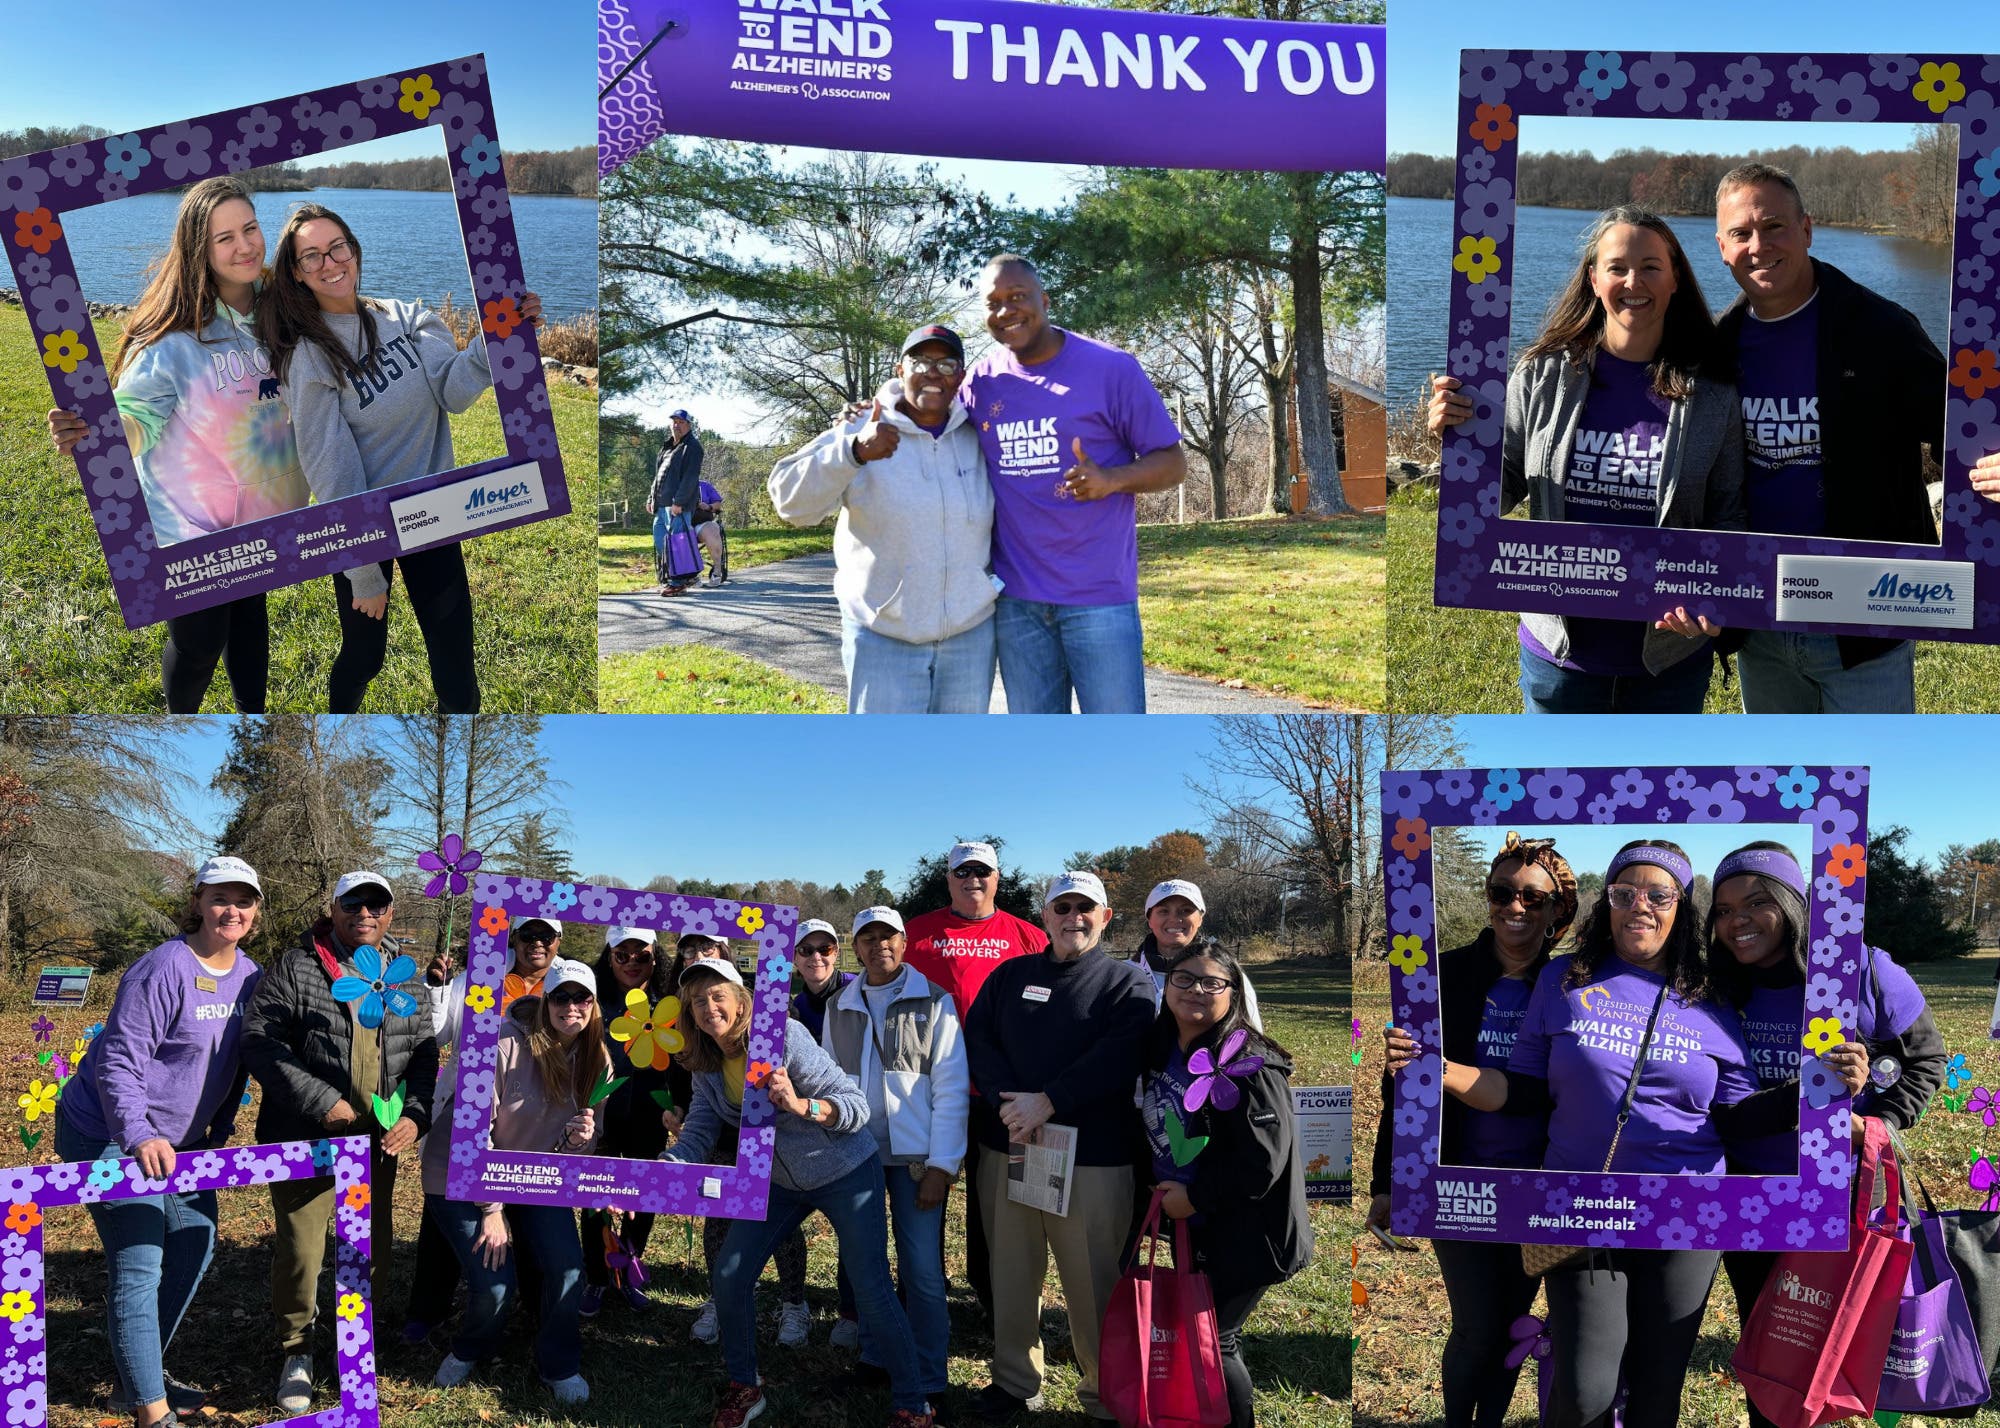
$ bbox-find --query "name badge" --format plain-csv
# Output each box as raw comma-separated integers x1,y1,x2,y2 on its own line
195,976,218,992
1023,985,1051,1003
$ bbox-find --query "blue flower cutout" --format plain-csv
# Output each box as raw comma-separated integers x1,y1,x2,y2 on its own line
330,944,419,1030
87,1157,124,1192
1946,1052,1971,1090
1775,765,1821,810
310,1140,338,1170
544,883,579,913
460,134,502,178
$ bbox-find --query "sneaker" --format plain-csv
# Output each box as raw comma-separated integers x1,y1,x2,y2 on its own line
620,1282,650,1312
109,1373,206,1415
691,1299,720,1344
972,1383,1044,1421
829,1315,861,1350
711,1381,766,1428
274,1354,313,1415
545,1374,591,1406
433,1354,476,1389
885,1410,936,1428
776,1299,811,1348
580,1284,605,1319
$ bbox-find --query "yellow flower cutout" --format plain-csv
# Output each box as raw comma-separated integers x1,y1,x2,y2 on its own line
608,989,685,1071
1387,934,1429,973
1912,61,1966,114
399,74,442,119
1453,236,1502,285
464,984,495,1014
0,1290,34,1323
336,1292,365,1321
71,1038,87,1067
41,330,87,374
1803,1017,1846,1054
16,1081,56,1122
736,906,765,935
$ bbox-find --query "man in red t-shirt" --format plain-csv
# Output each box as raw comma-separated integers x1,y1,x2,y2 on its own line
903,840,1046,1324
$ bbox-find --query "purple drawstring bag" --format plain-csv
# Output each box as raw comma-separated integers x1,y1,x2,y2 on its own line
1874,1131,1992,1416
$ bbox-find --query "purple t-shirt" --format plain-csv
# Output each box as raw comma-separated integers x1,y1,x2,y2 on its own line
1457,974,1545,1169
1509,957,1757,1175
1737,293,1824,536
1518,353,1668,676
59,940,261,1152
960,328,1183,606
1142,1047,1200,1188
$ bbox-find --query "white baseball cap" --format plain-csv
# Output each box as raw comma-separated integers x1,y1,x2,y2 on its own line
851,906,905,936
676,930,726,950
1044,871,1108,908
1145,879,1206,914
949,841,999,872
196,855,262,895
515,916,563,938
542,958,597,999
332,870,393,902
678,956,745,988
604,925,660,949
796,919,840,945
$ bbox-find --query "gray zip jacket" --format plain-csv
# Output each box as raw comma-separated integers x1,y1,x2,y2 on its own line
768,379,997,645
1503,351,1746,675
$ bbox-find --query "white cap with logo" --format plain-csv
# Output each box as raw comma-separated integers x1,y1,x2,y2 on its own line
851,906,905,935
796,918,840,944
541,958,597,999
196,855,262,894
948,841,999,871
1145,879,1206,913
1044,871,1108,907
604,925,659,948
516,916,563,937
679,956,745,988
332,870,393,901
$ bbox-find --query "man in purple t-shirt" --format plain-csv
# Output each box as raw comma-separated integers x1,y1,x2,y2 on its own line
959,255,1187,714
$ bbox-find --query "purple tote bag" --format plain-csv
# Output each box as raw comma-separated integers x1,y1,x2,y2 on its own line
665,512,702,580
1875,1132,1992,1416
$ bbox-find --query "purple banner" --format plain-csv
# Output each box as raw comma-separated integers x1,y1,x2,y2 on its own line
599,0,1384,176
0,56,571,629
1382,764,1869,1252
1433,50,2000,642
445,876,795,1218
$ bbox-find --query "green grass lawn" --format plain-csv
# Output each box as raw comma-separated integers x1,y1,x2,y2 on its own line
1353,951,2000,1427
18,949,1347,1428
1390,483,2000,715
598,643,844,713
597,526,836,594
0,303,596,713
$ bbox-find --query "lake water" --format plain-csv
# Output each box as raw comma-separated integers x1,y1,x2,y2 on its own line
53,187,597,321
1386,195,1951,409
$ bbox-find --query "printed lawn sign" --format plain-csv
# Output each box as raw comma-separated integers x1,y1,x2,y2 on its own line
0,1136,377,1428
1434,50,2000,642
0,55,569,630
599,0,1384,176
446,876,796,1219
1382,764,1870,1251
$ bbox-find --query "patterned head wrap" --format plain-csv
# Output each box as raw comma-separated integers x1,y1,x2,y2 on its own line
1491,832,1580,945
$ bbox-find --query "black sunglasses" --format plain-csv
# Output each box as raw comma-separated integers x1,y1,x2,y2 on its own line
548,988,595,1007
337,892,392,914
952,866,994,880
1486,883,1553,910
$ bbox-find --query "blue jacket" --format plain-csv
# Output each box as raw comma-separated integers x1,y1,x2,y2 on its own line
662,1019,873,1192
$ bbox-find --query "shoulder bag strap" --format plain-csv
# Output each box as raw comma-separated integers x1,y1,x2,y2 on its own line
1601,980,1671,1173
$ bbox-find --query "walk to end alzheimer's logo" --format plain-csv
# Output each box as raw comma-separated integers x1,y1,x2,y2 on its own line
732,1,896,100
1434,1177,1500,1232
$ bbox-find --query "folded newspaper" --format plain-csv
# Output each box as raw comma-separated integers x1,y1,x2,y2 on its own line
1007,1122,1078,1217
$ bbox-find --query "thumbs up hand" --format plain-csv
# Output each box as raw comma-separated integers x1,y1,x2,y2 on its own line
852,396,901,465
1062,437,1116,502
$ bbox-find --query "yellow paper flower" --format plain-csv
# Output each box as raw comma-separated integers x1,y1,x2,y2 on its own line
336,1292,365,1321
41,330,87,374
1453,236,1502,285
1912,61,1966,114
608,989,684,1070
737,906,766,935
399,73,442,119
464,984,495,1014
1388,934,1429,973
0,1290,34,1323
1803,1017,1846,1054
16,1081,56,1122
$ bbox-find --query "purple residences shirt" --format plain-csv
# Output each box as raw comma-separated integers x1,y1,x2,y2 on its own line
1142,1047,1200,1188
1737,293,1825,536
960,329,1183,606
59,940,261,1152
1457,974,1545,1169
1509,957,1757,1175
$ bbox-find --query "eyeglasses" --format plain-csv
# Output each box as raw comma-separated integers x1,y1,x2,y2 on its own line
1607,884,1681,911
1048,900,1098,917
951,866,993,880
1486,883,1553,910
296,239,354,274
337,892,391,914
1166,970,1235,995
516,928,559,946
795,942,837,959
610,947,655,966
547,988,595,1007
906,356,962,377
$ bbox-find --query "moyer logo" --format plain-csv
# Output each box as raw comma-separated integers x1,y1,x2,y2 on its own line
464,480,533,514
1867,571,1957,606
1777,1271,1832,1308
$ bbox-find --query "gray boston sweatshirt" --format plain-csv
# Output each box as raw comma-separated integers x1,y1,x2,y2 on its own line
288,298,494,600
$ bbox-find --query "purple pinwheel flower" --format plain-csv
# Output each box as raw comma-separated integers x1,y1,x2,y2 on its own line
418,834,483,898
330,944,419,1030
29,1017,52,1045
1184,1029,1267,1114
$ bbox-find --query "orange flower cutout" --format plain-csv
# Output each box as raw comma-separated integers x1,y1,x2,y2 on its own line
13,208,60,255
482,296,521,339
1469,103,1518,153
478,905,510,935
1824,843,1866,888
1951,348,2000,401
344,1183,371,1211
746,1060,773,1089
1390,817,1431,860
3,1203,41,1234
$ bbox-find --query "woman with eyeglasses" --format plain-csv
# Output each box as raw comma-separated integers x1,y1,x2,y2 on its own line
421,957,603,1406
1369,833,1578,1427
769,324,999,714
260,204,541,714
1140,940,1312,1428
1386,840,1791,1428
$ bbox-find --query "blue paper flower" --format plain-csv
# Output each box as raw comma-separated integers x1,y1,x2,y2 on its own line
1946,1052,1971,1090
330,944,418,1030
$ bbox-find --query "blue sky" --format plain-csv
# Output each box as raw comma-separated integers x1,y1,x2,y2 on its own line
0,2,591,155
1389,0,1974,157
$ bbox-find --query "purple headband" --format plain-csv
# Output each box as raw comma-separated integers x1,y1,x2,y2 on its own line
1713,847,1808,900
1605,845,1693,890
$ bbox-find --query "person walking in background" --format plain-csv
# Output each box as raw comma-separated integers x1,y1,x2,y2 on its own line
650,409,704,596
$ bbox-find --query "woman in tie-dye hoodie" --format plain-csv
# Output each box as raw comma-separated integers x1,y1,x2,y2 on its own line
49,176,309,713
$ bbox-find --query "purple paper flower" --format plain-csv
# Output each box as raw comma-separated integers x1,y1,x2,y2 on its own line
1785,1217,1814,1247
150,122,214,182
419,833,484,898
1629,53,1695,112
578,885,619,920
1741,1196,1769,1224
1527,769,1586,819
28,1017,51,1045
1811,71,1877,121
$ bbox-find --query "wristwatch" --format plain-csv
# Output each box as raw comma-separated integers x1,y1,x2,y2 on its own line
804,1098,822,1122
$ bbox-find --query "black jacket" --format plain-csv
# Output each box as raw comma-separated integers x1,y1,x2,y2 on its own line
1715,257,1946,669
1138,1018,1313,1299
651,432,704,512
241,922,440,1143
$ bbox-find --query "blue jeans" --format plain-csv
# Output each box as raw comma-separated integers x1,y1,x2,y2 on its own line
54,1112,217,1410
1735,631,1915,714
716,1154,927,1412
840,611,996,714
426,1194,584,1382
994,596,1146,713
1518,644,1713,714
858,1163,949,1394
651,507,669,580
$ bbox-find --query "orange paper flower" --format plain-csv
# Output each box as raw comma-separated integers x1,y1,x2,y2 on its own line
1468,102,1518,153
13,208,60,255
1951,348,2000,401
1390,817,1431,860
3,1203,41,1234
1824,843,1866,887
344,1183,371,1212
482,296,521,339
746,1060,773,1089
478,905,510,935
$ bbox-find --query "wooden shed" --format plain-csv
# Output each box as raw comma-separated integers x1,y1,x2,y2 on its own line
1286,371,1388,514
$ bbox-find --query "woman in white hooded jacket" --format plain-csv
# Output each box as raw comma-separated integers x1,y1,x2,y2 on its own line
769,324,997,714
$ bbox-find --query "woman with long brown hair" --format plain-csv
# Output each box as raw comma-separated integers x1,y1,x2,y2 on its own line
47,177,308,712
1429,206,1746,713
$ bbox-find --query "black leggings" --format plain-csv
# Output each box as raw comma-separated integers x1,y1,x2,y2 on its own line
162,594,268,713
1212,1280,1270,1428
1722,1249,1782,1428
1434,1237,1542,1425
328,543,479,713
1542,1247,1722,1428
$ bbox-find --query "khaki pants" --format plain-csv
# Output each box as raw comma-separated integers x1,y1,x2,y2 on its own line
978,1149,1133,1417
270,1144,399,1354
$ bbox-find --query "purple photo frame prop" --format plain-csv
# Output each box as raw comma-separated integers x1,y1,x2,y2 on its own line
445,876,796,1218
0,1136,376,1427
0,55,570,630
1382,764,1870,1251
1434,50,2000,641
